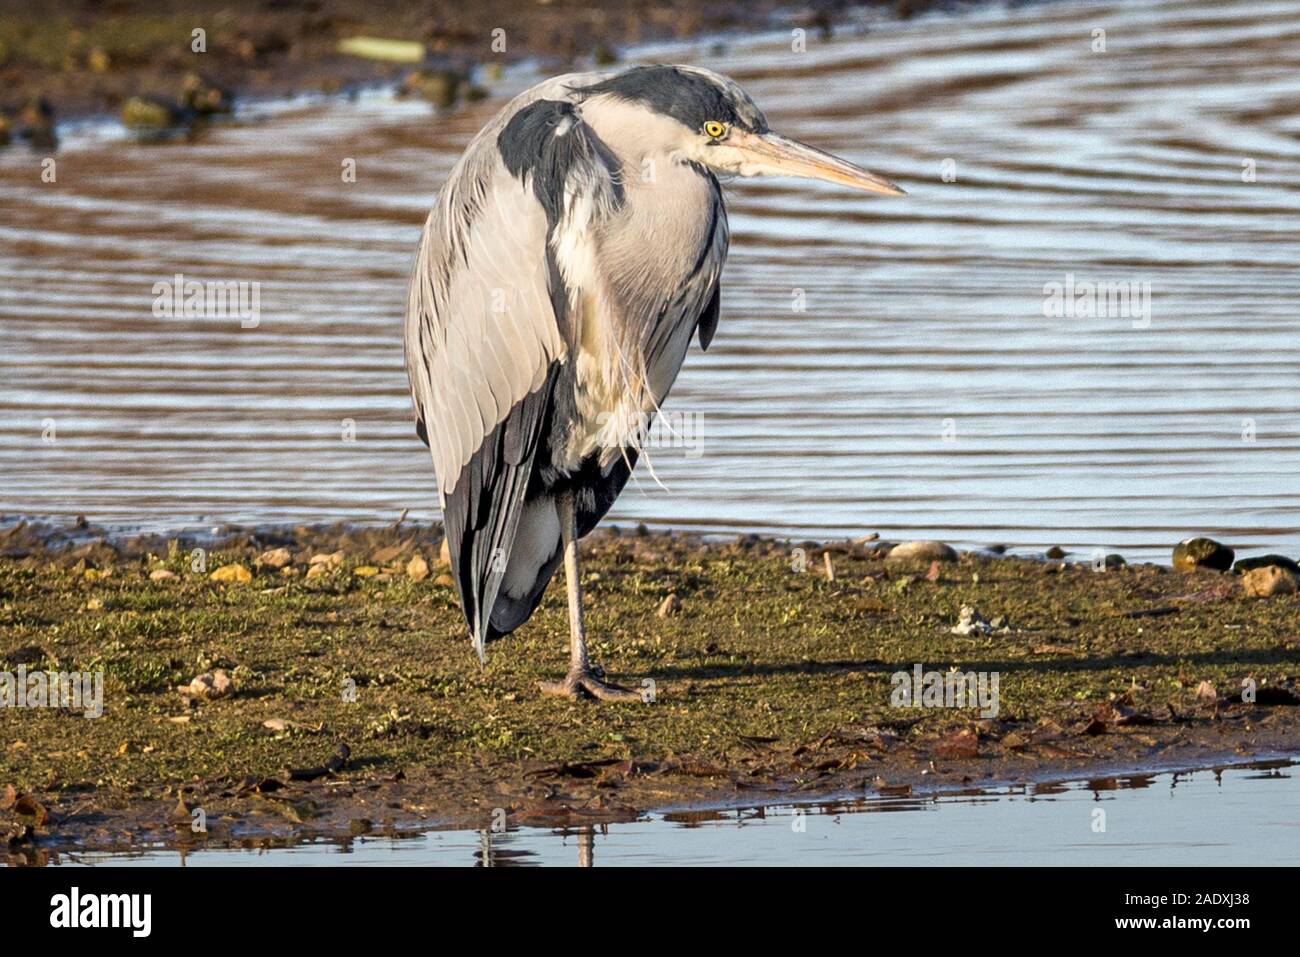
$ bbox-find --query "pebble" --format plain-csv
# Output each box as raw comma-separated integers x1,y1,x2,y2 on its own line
406,554,430,581
353,565,380,577
17,98,57,150
182,73,234,115
256,547,292,569
657,593,681,618
1241,565,1299,598
1172,537,1234,573
438,538,451,567
209,563,252,584
951,605,995,636
305,563,330,580
886,540,958,565
121,95,187,132
309,551,344,567
433,573,455,587
397,69,462,108
149,568,176,581
1234,554,1300,576
183,670,233,700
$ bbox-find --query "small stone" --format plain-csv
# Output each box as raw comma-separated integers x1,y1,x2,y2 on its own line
1234,554,1300,576
885,541,958,565
309,551,344,567
438,538,451,568
406,554,430,581
1241,565,1299,598
181,72,233,116
257,547,292,569
353,565,380,577
1195,680,1217,702
121,94,184,131
184,670,233,700
305,563,330,580
657,593,681,618
86,598,104,610
397,68,461,108
951,605,995,636
1045,545,1067,559
210,563,252,584
149,568,176,581
433,573,455,587
1172,537,1234,573
934,727,980,758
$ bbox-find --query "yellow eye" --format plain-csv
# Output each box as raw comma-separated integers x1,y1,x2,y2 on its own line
703,121,727,139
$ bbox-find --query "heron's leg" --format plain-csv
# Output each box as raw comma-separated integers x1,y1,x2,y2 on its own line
539,490,641,703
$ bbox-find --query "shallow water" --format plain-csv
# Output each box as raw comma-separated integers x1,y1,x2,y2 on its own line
58,759,1299,866
3,0,1300,562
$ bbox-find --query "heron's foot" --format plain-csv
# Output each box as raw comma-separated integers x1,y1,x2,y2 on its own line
539,666,642,703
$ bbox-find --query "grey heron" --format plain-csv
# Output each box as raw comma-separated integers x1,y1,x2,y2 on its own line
404,64,903,701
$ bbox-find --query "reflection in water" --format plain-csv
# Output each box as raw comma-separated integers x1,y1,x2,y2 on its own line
2,0,1300,562
49,758,1300,867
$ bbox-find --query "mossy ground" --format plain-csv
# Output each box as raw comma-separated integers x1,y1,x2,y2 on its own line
1,522,1298,855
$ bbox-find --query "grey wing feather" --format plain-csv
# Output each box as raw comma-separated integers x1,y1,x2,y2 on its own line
404,81,613,655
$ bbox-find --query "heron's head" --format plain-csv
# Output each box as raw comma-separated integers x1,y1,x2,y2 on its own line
574,64,904,196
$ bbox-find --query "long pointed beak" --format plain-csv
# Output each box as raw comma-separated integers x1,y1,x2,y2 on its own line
728,130,905,196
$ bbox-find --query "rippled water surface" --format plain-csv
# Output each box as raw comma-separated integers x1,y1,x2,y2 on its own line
3,0,1300,561
60,760,1300,866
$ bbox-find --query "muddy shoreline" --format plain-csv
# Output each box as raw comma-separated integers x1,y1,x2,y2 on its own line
3,516,1298,859
0,0,943,132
